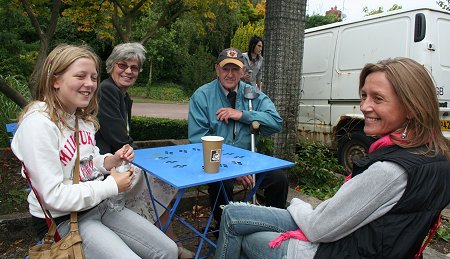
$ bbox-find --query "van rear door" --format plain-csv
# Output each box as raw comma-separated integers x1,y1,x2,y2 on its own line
431,11,450,137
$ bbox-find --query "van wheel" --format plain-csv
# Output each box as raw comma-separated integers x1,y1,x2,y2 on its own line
337,132,375,174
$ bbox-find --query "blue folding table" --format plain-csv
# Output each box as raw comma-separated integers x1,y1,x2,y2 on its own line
132,143,294,258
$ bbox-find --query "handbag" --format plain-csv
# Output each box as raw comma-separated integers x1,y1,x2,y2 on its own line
25,118,85,259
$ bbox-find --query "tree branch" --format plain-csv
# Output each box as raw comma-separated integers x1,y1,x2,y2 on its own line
19,0,43,41
129,0,148,14
0,78,29,108
46,0,64,39
140,1,189,44
112,3,127,42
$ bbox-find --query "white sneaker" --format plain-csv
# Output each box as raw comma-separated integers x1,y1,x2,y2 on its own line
178,247,195,259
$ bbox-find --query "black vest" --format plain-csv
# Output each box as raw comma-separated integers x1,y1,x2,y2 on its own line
315,145,450,259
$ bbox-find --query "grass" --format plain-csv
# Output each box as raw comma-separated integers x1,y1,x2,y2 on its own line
129,82,190,103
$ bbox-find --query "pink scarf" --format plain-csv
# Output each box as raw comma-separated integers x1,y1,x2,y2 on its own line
268,134,397,248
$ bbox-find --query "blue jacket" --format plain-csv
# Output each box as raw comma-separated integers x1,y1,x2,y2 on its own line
188,79,282,150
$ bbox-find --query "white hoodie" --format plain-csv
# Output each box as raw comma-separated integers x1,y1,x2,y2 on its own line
11,102,118,218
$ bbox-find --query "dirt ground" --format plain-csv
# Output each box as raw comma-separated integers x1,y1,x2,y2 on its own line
1,148,449,258
0,208,217,258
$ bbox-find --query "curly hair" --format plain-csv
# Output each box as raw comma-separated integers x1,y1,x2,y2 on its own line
105,43,147,74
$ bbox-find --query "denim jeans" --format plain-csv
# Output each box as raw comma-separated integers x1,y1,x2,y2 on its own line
214,202,298,259
57,200,178,259
208,169,288,225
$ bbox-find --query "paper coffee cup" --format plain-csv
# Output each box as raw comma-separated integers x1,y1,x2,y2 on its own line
201,136,224,173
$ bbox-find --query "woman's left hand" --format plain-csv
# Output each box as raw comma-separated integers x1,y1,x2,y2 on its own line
104,144,134,171
114,144,134,163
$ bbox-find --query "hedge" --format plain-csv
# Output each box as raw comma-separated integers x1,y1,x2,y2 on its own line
0,116,188,148
130,116,188,141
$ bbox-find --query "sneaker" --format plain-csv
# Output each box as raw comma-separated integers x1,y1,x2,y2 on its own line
178,247,195,259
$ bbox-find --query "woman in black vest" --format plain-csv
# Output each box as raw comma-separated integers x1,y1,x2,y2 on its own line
214,58,450,259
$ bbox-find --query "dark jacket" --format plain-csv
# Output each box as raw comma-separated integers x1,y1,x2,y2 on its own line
315,145,450,259
95,77,133,154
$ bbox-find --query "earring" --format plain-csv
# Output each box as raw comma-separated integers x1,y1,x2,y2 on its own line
401,124,408,139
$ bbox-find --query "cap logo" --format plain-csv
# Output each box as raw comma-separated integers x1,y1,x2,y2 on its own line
227,49,238,58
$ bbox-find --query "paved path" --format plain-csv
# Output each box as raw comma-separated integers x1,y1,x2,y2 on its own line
132,102,189,119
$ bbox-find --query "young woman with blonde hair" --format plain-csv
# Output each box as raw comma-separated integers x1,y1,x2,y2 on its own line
12,44,177,259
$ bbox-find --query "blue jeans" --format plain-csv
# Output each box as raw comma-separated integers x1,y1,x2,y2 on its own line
214,202,298,259
57,201,178,259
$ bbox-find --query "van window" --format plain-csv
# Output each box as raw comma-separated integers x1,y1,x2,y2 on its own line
414,13,426,42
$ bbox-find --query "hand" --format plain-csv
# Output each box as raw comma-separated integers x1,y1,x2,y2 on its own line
235,175,254,189
114,144,134,165
216,108,242,124
110,166,134,193
242,73,251,82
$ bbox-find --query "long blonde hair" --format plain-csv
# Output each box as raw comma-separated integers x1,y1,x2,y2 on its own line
20,44,101,130
359,57,450,159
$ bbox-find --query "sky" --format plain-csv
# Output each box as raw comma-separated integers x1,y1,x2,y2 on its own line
306,0,441,21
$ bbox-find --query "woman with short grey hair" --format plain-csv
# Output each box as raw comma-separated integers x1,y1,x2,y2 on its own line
96,42,195,258
105,43,147,74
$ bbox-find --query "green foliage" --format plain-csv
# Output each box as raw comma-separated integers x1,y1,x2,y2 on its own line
0,75,31,147
140,24,187,84
129,82,190,103
130,116,188,141
257,136,274,156
231,21,264,52
0,0,38,79
290,141,345,200
363,4,402,16
200,1,241,55
7,187,28,205
135,3,236,89
237,0,264,25
435,219,450,242
305,14,341,29
437,0,450,11
180,46,216,96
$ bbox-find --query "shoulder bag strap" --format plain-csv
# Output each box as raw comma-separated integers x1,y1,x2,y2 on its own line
69,117,81,230
23,117,82,242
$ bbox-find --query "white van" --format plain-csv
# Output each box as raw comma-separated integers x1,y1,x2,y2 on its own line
299,7,450,172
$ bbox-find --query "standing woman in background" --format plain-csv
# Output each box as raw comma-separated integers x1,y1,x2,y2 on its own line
11,44,177,258
242,35,264,89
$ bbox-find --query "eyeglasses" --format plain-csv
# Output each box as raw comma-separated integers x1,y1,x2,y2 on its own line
116,63,140,73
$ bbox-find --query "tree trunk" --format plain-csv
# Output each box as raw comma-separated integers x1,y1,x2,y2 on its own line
264,0,307,160
19,0,62,99
29,39,50,98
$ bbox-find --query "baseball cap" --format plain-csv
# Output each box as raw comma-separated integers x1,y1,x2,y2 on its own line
216,48,244,68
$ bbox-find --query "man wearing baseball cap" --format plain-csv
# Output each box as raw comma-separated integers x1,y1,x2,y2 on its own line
188,47,288,232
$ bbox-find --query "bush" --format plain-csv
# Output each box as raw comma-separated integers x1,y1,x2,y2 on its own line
0,75,31,147
130,116,188,141
180,46,216,96
231,21,264,52
290,141,345,200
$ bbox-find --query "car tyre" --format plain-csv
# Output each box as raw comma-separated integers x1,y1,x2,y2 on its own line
337,131,375,174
